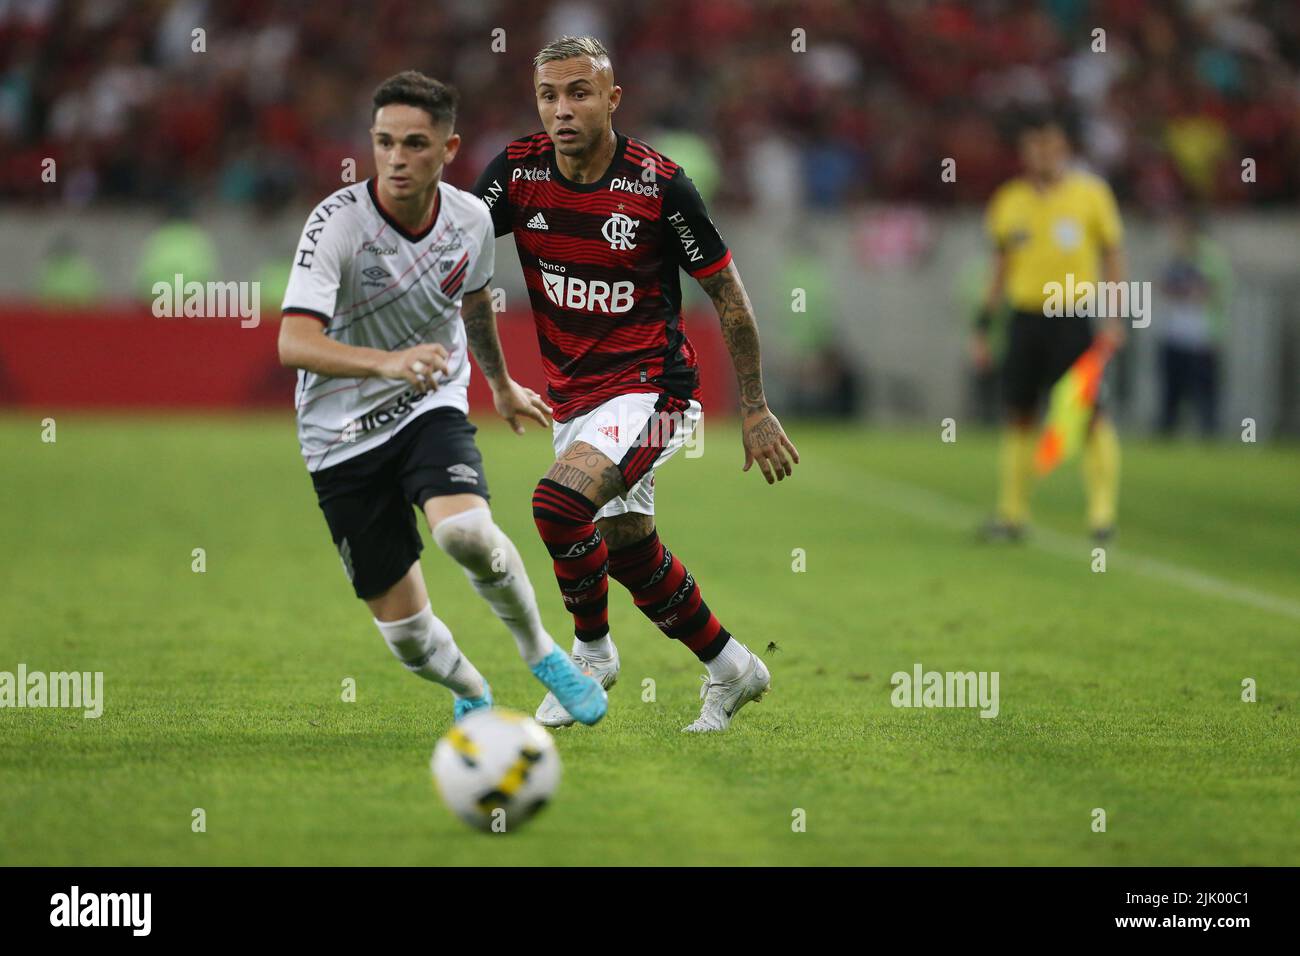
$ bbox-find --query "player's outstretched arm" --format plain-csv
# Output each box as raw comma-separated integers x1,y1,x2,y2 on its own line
461,287,552,435
697,261,800,484
278,314,448,393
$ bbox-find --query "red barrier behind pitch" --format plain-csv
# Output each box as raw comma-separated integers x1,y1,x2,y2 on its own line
0,306,736,415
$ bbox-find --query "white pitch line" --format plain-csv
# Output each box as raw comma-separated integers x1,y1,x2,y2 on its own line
816,465,1300,623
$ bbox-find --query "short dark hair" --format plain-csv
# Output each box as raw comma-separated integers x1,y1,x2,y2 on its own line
372,71,457,128
1011,105,1077,145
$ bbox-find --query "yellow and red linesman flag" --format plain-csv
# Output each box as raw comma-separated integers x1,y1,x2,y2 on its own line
1034,338,1116,476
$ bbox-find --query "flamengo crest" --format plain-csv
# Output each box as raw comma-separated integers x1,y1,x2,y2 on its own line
602,212,639,251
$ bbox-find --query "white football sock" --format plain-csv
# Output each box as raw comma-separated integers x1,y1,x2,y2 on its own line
374,604,485,698
704,637,750,682
574,633,615,661
433,508,556,667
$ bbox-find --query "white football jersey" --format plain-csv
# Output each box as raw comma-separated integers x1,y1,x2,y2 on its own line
281,178,494,471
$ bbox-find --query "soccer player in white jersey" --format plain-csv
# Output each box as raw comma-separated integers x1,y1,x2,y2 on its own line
277,71,607,725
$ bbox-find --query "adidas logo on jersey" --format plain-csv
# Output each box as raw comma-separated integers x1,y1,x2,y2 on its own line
447,463,479,484
527,212,549,230
597,424,619,441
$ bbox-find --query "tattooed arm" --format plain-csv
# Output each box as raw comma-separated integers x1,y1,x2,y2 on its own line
697,261,800,483
461,286,552,435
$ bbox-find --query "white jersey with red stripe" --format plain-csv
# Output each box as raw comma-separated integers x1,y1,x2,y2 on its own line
281,177,494,472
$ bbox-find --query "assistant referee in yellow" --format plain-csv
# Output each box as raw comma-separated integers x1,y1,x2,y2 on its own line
972,109,1126,542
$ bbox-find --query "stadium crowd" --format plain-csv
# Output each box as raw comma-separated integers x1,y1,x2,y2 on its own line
2,0,1297,212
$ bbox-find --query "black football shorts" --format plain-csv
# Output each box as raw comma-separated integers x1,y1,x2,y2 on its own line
1001,310,1096,416
310,407,490,600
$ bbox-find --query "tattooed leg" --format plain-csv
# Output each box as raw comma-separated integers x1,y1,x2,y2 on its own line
531,442,626,642
545,441,627,506
596,512,655,550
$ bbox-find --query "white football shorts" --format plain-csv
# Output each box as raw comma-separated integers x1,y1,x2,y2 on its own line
551,391,702,519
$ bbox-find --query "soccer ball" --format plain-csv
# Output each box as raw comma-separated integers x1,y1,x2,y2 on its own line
431,708,561,832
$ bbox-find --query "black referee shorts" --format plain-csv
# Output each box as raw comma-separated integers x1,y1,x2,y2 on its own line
309,407,490,600
1001,309,1096,416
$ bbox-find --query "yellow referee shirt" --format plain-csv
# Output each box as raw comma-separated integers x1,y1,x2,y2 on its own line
986,169,1123,313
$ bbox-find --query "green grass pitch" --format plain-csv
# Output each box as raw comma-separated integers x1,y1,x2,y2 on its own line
1,413,1297,865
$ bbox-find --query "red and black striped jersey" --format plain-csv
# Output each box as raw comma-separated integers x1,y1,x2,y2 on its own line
471,131,731,421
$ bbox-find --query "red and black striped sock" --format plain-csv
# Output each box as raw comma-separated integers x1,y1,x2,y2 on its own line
606,530,731,661
531,478,609,642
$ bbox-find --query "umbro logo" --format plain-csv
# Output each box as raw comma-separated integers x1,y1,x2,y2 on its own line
361,266,390,281
448,463,479,484
527,212,549,230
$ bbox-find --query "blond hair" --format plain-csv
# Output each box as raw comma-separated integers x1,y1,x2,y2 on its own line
533,36,612,72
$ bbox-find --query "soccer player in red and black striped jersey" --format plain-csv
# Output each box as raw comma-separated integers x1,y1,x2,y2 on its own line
470,36,800,732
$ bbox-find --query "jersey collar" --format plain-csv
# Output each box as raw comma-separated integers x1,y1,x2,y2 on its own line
366,178,442,242
546,131,628,193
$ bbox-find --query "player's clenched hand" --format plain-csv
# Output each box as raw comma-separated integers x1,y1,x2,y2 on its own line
379,344,449,393
493,379,553,435
742,407,799,484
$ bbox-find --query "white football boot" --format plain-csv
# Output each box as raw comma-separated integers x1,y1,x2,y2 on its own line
682,646,771,733
535,640,621,727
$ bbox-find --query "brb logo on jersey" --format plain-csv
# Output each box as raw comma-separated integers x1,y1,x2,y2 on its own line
540,264,635,314
602,212,640,251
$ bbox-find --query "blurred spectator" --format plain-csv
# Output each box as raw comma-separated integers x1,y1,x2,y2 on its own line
773,227,835,355
36,234,102,304
773,228,860,418
648,127,720,202
955,252,1005,426
788,341,862,419
1155,209,1233,437
249,177,294,309
1,0,1297,211
134,199,218,300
